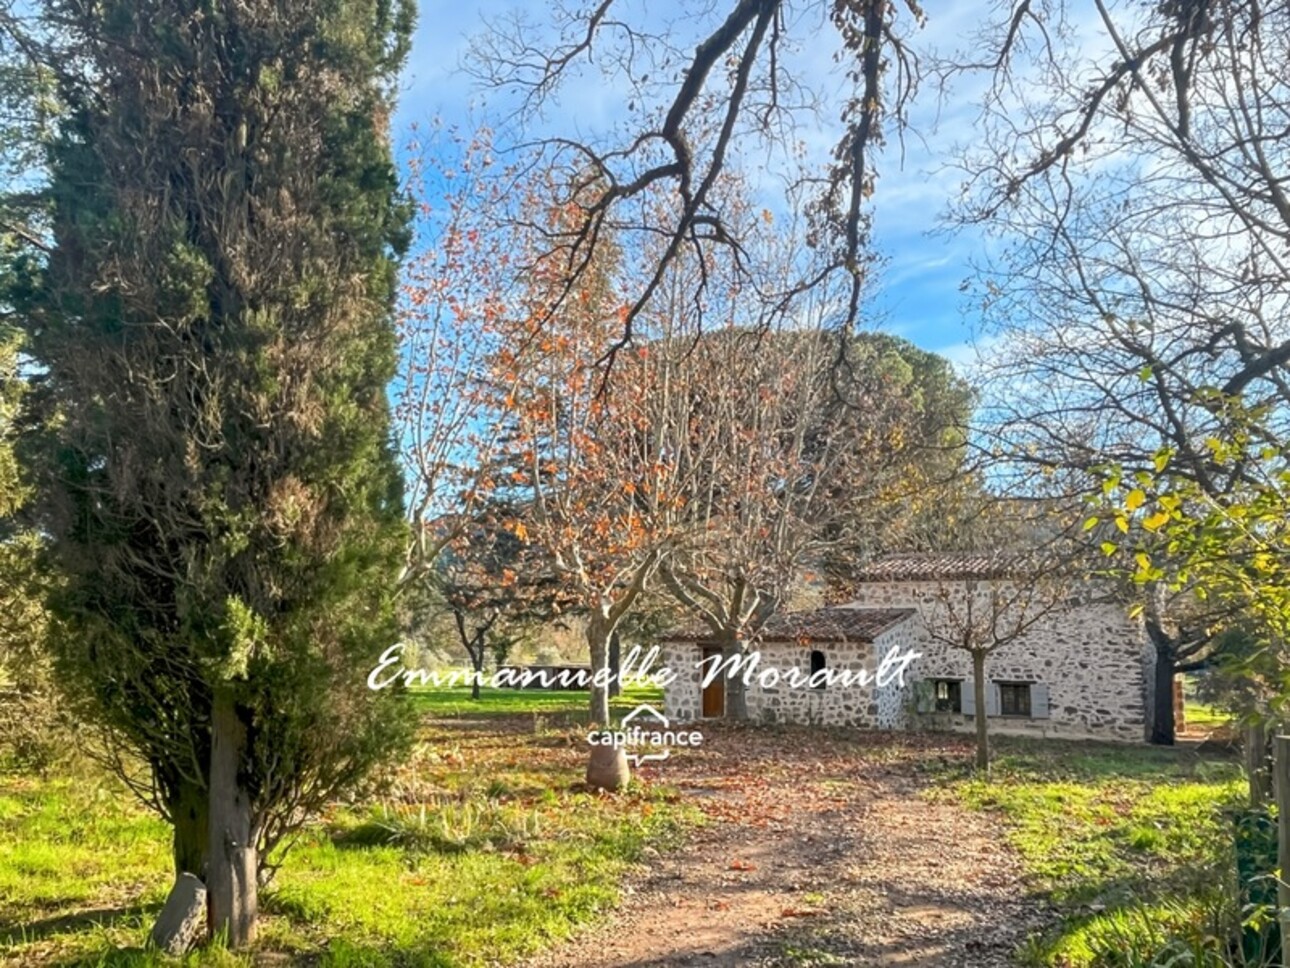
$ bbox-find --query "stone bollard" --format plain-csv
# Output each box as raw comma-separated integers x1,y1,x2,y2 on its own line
150,872,207,956
586,744,630,791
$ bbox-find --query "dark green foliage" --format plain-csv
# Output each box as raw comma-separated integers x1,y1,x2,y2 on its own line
0,326,62,771
1232,808,1280,964
818,330,976,571
11,0,417,870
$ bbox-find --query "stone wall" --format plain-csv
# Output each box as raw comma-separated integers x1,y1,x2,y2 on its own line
745,641,875,727
661,622,918,730
874,619,917,729
841,580,1151,742
661,641,703,723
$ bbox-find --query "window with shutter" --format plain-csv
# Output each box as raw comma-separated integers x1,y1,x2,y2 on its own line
1031,683,1051,719
985,682,1001,717
929,679,961,713
998,682,1033,717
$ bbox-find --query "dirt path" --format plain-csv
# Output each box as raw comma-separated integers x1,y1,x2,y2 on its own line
524,727,1050,968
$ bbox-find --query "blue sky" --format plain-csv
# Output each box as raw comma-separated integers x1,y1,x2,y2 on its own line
392,1,993,372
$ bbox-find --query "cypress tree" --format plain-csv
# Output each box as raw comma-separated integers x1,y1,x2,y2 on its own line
14,0,417,944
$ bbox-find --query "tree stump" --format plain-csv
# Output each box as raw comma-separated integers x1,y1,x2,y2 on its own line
150,872,207,956
586,745,630,791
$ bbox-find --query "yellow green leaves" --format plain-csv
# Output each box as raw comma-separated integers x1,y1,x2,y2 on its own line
1089,460,1181,585
1130,551,1165,585
1142,512,1170,532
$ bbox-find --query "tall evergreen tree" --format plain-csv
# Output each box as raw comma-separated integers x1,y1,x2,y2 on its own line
13,0,416,945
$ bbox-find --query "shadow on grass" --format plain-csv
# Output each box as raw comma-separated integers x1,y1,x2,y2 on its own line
328,819,402,850
1017,863,1251,967
59,949,155,968
0,900,158,948
311,937,456,967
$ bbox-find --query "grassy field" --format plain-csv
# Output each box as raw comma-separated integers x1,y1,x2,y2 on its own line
0,689,695,968
406,683,663,720
935,738,1247,967
1180,675,1237,734
3,686,1254,968
1183,701,1236,733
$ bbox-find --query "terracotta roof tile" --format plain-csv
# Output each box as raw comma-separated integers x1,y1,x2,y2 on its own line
852,552,1030,582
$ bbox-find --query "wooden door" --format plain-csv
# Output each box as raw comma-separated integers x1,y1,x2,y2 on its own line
701,646,724,718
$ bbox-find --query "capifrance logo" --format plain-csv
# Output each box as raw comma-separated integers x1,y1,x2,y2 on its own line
587,704,702,765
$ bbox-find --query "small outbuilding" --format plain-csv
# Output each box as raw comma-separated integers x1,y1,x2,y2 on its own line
660,606,918,728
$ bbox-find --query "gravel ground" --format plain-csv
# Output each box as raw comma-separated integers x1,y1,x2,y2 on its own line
522,726,1052,968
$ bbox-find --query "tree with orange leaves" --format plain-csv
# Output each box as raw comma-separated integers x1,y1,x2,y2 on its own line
487,203,689,724
393,124,565,605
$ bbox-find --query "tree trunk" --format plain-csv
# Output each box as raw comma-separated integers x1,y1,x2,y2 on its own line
1151,644,1176,745
1247,722,1270,806
455,611,484,702
608,630,622,699
722,632,749,722
170,778,209,878
587,620,611,725
972,649,989,776
207,688,257,948
470,646,484,701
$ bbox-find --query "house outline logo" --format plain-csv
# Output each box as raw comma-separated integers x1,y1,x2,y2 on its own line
619,704,672,765
586,702,704,765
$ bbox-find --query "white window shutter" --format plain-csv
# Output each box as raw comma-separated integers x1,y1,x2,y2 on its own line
985,682,1001,717
961,680,976,716
1032,683,1050,719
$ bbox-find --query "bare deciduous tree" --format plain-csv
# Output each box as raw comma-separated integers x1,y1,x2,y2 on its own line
466,0,933,359
922,552,1072,773
484,200,690,724
654,309,970,720
396,126,535,583
967,0,1290,490
957,1,1290,742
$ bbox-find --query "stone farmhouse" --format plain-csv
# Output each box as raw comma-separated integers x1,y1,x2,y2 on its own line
661,553,1155,743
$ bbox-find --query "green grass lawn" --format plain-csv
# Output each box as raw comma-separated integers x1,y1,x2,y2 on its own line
934,738,1246,967
0,707,697,968
5,694,1250,968
1183,700,1235,732
407,684,664,721
1180,674,1236,733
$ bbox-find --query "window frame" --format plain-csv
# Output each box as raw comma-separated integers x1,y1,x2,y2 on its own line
930,678,962,713
997,681,1033,718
